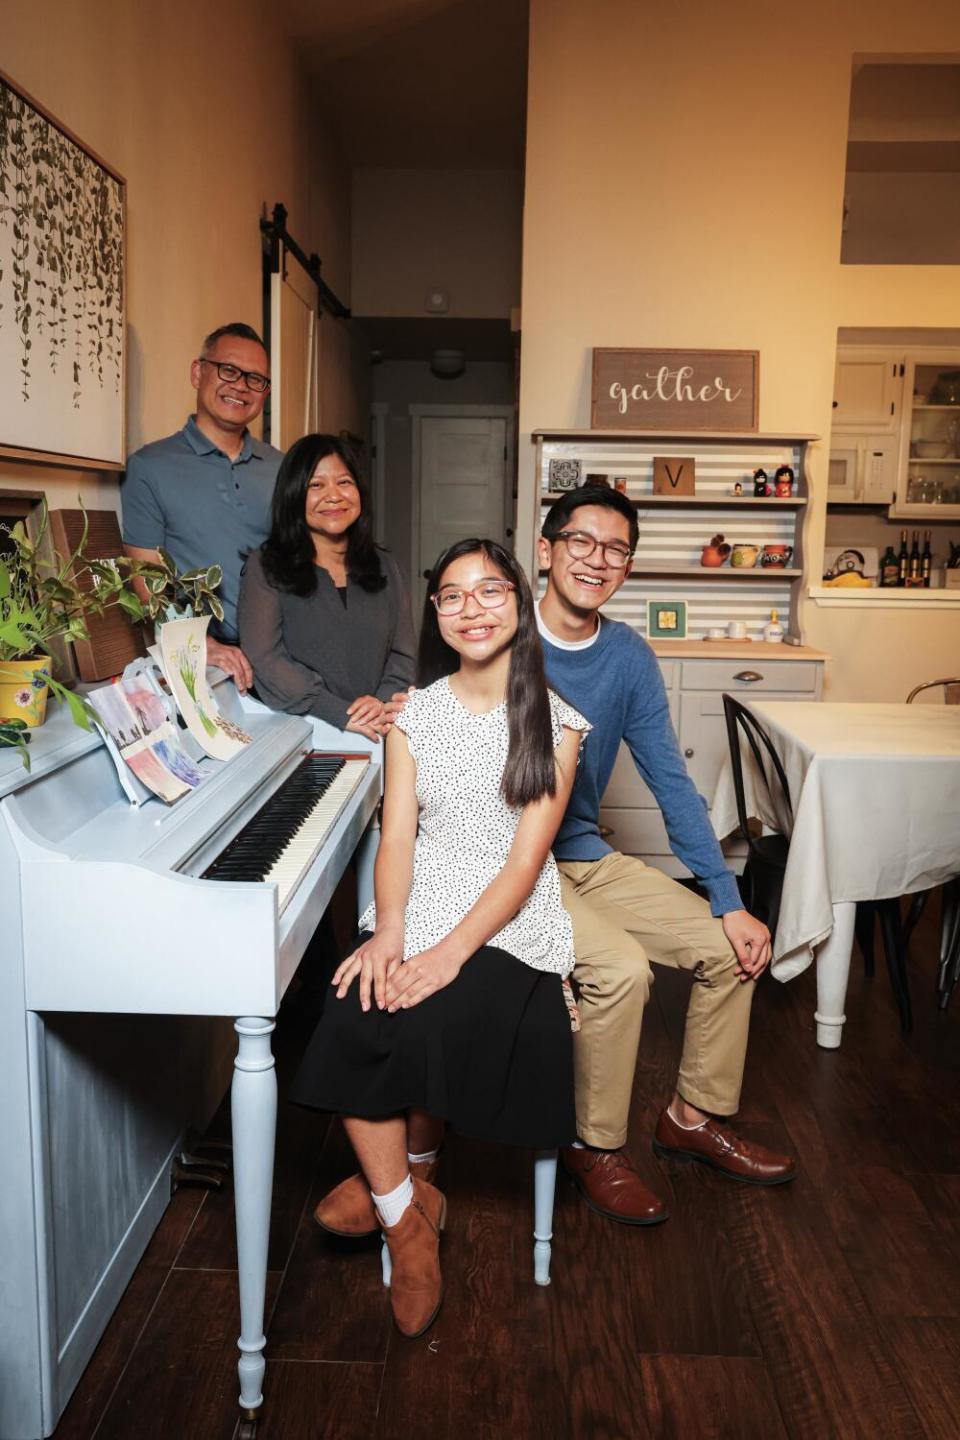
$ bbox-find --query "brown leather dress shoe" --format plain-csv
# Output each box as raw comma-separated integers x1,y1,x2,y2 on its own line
653,1107,797,1185
314,1158,439,1237
561,1145,669,1225
380,1178,446,1337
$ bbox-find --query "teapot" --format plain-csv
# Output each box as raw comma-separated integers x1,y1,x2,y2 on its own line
701,534,731,567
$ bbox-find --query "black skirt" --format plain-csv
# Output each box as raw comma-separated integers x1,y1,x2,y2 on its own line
290,937,575,1148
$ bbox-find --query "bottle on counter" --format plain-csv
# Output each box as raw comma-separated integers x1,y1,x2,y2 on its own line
762,608,784,643
908,530,921,586
922,530,932,588
879,544,900,587
897,528,909,586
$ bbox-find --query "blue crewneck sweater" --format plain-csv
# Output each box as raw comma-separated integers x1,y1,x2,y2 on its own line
540,615,741,917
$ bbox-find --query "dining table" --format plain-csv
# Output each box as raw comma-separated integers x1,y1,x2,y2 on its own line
710,700,960,1048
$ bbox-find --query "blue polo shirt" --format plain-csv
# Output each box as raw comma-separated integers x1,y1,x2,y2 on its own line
121,415,282,641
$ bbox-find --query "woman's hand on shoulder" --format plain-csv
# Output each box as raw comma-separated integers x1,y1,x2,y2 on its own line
385,943,463,1012
381,688,414,728
332,925,405,1011
345,693,387,740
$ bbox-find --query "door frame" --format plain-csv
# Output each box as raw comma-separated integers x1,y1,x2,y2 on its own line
369,401,388,545
409,404,516,588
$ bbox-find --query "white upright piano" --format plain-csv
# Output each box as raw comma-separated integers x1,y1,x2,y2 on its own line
0,677,381,1438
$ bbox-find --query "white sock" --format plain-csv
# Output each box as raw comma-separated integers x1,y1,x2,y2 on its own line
669,1104,708,1131
372,1174,413,1228
407,1147,439,1166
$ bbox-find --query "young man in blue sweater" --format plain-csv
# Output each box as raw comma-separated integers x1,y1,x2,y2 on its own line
538,487,795,1223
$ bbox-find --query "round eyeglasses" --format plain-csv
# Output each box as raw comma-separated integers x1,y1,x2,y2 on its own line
431,581,516,616
554,530,633,567
197,358,270,393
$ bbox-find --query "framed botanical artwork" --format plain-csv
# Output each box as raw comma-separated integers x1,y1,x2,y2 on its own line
647,599,687,640
0,69,125,469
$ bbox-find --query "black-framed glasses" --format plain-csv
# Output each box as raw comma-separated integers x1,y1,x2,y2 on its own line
197,358,270,393
431,581,516,616
553,530,633,567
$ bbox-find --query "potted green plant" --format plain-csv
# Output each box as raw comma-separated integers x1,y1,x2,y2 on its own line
0,505,138,766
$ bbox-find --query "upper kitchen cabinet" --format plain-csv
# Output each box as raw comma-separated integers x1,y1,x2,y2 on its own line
832,349,904,433
891,354,960,520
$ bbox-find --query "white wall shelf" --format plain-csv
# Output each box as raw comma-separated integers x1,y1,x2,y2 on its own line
541,492,807,508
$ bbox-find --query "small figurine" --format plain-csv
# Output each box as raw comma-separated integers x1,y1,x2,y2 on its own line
732,481,743,497
774,464,794,498
752,467,770,497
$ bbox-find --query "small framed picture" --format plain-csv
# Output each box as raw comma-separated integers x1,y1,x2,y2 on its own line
549,457,582,491
647,599,687,639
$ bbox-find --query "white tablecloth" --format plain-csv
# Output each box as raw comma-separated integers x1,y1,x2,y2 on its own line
711,702,960,980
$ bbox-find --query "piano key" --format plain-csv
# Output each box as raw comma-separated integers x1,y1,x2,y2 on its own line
202,754,371,911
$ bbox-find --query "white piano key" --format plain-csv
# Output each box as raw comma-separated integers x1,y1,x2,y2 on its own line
261,761,370,911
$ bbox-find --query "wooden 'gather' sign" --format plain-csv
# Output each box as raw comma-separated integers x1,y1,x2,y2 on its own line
591,348,759,432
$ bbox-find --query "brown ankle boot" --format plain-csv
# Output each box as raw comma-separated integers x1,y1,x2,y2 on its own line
380,1178,446,1337
314,1158,440,1238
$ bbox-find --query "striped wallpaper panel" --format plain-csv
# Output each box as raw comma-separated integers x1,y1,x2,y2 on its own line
537,436,803,641
537,575,791,640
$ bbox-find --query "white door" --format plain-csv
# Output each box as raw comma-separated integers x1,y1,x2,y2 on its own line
269,244,319,449
416,415,510,601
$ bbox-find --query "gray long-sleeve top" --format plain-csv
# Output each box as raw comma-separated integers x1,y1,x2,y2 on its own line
238,548,416,730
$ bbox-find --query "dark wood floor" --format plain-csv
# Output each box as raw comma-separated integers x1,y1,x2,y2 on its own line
56,895,960,1440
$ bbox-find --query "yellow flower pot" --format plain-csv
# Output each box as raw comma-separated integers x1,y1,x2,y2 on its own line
0,657,50,726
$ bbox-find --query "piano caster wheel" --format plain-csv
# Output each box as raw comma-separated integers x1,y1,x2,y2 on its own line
238,1410,259,1438
170,1157,226,1195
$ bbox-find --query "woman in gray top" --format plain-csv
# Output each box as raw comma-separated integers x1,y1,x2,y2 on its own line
239,434,415,740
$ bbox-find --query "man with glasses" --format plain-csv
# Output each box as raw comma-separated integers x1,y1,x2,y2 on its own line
537,486,795,1226
122,322,281,692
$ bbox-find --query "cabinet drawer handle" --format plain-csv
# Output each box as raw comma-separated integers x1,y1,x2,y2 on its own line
684,748,694,758
733,670,764,683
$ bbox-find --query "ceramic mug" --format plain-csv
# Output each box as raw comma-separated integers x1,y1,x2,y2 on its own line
727,620,747,639
760,544,794,568
730,543,759,569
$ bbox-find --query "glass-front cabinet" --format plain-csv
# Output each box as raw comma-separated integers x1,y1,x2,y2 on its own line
892,354,960,520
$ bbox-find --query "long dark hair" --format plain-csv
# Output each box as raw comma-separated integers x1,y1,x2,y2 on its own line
260,434,385,595
418,538,557,807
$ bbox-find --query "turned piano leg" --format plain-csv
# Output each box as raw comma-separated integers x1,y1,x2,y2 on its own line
232,1016,277,1425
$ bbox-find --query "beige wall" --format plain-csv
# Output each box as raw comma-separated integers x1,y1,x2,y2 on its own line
519,0,960,701
352,167,522,318
2,0,361,518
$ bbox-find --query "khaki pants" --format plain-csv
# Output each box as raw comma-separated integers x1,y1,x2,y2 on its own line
559,853,754,1149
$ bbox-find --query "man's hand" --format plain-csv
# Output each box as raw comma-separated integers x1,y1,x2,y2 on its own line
346,694,388,741
722,908,772,982
332,925,405,1011
206,639,254,695
385,944,464,1012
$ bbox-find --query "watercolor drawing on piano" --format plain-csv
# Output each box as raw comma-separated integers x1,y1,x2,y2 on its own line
86,679,197,805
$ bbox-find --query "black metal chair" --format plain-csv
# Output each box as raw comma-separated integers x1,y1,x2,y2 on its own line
722,693,912,1033
900,678,960,1010
721,694,793,940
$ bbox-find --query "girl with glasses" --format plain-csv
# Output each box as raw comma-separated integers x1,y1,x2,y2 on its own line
291,538,589,1338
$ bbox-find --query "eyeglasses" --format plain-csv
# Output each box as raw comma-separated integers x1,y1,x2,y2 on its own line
553,530,633,568
431,581,516,616
197,358,270,393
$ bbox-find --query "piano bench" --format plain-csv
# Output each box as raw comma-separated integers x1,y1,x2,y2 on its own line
379,1148,559,1288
